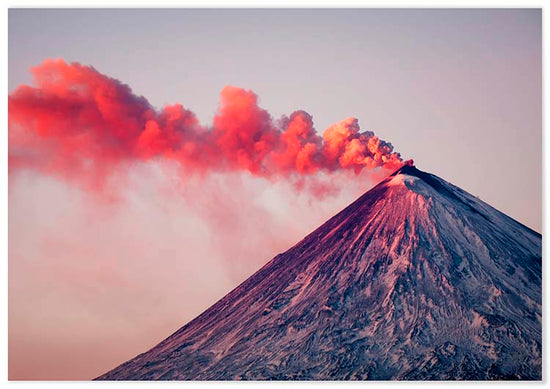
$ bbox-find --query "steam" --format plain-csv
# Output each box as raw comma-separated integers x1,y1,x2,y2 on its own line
9,59,403,192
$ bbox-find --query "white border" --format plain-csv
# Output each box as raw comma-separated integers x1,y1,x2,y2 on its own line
3,0,549,7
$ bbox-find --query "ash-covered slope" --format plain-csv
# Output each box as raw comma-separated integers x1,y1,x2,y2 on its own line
97,165,542,380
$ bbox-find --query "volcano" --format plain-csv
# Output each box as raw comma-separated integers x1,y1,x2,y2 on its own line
97,164,542,380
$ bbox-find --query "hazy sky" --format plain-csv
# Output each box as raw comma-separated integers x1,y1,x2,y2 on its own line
8,8,541,380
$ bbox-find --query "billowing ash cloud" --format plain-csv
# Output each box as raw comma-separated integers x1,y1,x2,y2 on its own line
9,59,403,190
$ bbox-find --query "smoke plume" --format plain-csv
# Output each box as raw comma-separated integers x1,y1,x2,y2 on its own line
9,59,403,191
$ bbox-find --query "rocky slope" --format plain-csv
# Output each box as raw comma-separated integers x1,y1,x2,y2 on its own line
97,164,542,380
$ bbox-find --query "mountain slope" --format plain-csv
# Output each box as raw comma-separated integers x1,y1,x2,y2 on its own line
97,165,542,380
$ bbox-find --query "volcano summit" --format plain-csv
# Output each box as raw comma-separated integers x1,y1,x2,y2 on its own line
98,165,542,380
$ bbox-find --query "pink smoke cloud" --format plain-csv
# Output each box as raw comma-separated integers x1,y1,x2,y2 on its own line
9,59,403,193
8,59,406,380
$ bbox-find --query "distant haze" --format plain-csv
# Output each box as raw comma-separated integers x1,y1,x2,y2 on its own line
8,9,541,380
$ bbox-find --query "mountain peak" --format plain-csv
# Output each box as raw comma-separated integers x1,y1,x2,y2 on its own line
97,162,542,381
385,162,464,206
390,159,419,177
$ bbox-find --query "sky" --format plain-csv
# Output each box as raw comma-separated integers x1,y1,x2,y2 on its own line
8,8,542,380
